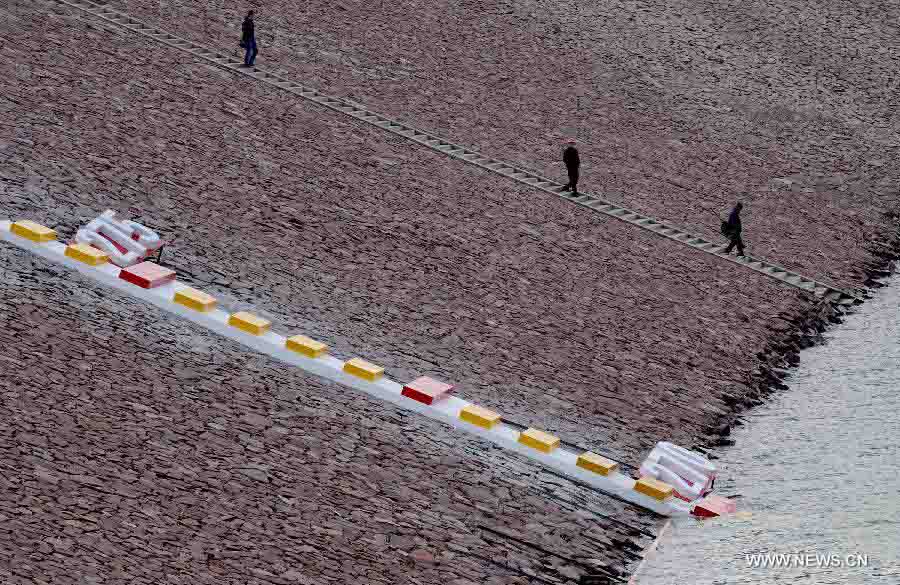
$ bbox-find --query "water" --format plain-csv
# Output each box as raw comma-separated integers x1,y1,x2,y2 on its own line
636,274,900,585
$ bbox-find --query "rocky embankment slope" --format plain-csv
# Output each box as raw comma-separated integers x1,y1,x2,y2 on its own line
1,1,898,584
1,242,659,585
2,2,817,460
111,0,900,290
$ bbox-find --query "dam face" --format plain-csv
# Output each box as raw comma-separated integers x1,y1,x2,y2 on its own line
2,0,898,583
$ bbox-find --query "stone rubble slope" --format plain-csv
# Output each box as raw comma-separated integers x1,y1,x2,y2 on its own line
0,244,656,585
107,0,900,289
3,2,806,463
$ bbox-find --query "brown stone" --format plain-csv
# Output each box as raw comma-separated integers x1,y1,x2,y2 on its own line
408,549,436,565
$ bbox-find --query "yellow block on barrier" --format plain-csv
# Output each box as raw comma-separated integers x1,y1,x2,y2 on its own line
577,452,619,476
634,476,674,501
518,428,560,453
65,243,109,266
11,220,56,243
228,311,271,335
459,405,501,430
343,357,384,382
286,335,328,358
174,287,217,313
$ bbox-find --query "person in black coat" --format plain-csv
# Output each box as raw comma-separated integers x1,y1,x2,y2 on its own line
562,139,580,195
240,10,258,67
723,202,746,256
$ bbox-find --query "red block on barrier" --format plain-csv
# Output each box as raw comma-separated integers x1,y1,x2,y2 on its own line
402,376,454,405
119,261,176,289
691,495,737,518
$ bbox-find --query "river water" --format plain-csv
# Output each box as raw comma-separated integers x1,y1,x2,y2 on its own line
635,274,900,584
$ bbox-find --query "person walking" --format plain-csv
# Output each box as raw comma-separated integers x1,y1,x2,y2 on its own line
562,139,580,195
240,10,258,67
722,202,746,256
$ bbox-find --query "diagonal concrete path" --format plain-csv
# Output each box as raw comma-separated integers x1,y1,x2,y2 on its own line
46,0,861,306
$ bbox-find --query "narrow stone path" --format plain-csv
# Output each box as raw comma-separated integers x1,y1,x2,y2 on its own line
45,0,862,307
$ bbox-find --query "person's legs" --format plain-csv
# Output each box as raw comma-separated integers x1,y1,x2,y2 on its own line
735,234,745,256
724,236,736,253
244,43,252,66
249,40,258,66
568,168,579,194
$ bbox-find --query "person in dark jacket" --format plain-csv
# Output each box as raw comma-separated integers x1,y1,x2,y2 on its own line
240,10,258,67
723,202,746,256
562,139,580,195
